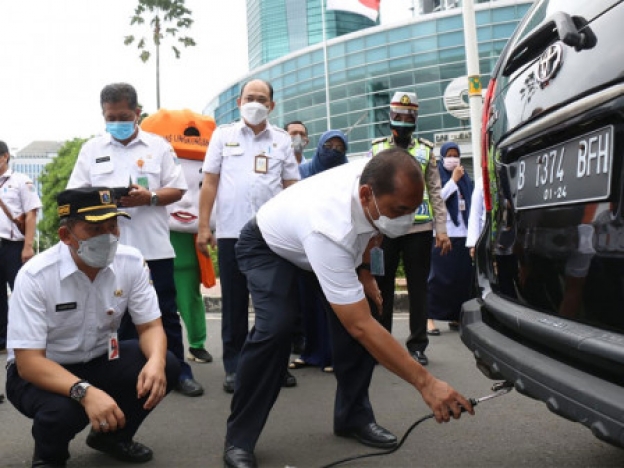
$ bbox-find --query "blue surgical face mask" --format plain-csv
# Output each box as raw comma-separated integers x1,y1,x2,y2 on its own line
106,121,136,141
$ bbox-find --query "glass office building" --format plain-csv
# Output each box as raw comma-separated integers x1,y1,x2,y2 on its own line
206,0,533,164
247,0,377,69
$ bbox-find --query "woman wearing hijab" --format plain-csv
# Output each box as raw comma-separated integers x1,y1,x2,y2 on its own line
290,130,349,373
427,142,474,334
298,130,349,178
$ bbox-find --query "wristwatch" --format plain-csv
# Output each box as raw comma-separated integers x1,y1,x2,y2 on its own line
150,191,159,206
69,380,92,402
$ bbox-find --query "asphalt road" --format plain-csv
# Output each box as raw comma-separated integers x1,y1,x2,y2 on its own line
2,313,624,468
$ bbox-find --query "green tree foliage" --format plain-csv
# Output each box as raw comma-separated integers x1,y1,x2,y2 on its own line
124,0,196,109
37,138,86,249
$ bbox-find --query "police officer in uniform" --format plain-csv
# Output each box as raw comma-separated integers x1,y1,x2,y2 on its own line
222,149,473,468
5,187,180,467
0,140,42,353
197,79,300,393
67,83,203,397
368,91,450,366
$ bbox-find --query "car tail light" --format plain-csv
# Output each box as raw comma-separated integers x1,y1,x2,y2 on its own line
481,78,496,212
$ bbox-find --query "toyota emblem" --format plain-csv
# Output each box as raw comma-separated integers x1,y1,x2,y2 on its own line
536,43,563,84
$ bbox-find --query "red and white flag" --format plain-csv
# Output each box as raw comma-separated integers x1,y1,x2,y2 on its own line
326,0,380,22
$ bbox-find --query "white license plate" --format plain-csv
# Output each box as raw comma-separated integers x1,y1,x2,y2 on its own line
511,125,613,210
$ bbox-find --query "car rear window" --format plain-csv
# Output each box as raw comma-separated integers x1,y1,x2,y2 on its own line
513,0,622,45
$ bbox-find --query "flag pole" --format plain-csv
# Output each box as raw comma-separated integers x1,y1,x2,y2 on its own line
321,0,331,131
462,0,482,182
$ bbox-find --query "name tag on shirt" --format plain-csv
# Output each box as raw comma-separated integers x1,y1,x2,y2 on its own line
96,156,111,164
55,302,77,312
459,198,466,211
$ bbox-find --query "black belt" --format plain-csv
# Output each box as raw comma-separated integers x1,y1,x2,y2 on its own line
0,238,24,246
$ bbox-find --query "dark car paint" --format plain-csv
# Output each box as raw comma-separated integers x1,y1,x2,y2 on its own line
461,0,624,450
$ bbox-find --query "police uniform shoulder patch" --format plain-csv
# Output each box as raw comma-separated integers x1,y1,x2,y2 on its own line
371,137,388,145
418,137,434,149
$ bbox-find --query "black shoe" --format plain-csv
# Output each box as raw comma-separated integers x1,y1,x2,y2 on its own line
32,454,66,467
224,444,257,468
282,370,297,388
188,347,213,363
224,373,236,394
448,321,460,331
335,422,398,449
411,350,429,366
86,430,153,463
176,377,204,397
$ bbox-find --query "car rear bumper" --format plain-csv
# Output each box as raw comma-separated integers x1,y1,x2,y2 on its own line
461,297,624,448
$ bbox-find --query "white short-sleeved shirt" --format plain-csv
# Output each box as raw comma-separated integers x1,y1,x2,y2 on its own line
202,120,300,239
7,243,161,365
67,130,187,260
0,170,42,240
257,160,377,305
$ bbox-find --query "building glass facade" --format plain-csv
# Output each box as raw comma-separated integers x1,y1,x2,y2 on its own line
207,0,532,164
11,141,62,198
247,0,377,69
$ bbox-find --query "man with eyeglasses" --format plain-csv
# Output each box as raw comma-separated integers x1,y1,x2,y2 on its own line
197,79,300,394
368,91,450,366
67,83,203,398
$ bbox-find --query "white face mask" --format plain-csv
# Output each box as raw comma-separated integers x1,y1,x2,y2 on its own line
292,135,304,153
72,232,118,268
240,102,269,125
443,157,460,171
367,190,414,238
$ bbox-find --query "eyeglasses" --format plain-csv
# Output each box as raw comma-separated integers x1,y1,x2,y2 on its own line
323,143,346,152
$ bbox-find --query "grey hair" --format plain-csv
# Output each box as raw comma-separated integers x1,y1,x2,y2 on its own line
100,83,138,110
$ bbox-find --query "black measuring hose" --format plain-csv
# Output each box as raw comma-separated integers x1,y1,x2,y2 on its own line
319,412,434,468
320,398,479,468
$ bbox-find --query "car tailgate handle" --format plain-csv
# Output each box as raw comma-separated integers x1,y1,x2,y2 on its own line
503,11,596,77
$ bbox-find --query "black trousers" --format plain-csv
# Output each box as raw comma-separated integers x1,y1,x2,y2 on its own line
217,238,251,375
226,219,377,452
6,341,180,463
0,239,24,347
119,258,193,380
371,231,433,353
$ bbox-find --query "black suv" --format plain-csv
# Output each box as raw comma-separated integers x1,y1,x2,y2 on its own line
461,0,624,449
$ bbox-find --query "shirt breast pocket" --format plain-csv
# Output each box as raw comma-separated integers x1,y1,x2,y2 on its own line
223,146,244,158
141,160,162,189
90,160,115,184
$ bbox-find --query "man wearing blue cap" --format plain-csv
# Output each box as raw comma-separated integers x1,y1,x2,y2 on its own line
5,187,180,467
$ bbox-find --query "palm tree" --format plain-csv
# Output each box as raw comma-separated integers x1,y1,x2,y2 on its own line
124,0,196,109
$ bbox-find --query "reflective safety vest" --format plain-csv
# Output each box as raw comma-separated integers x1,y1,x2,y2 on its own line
371,139,434,224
